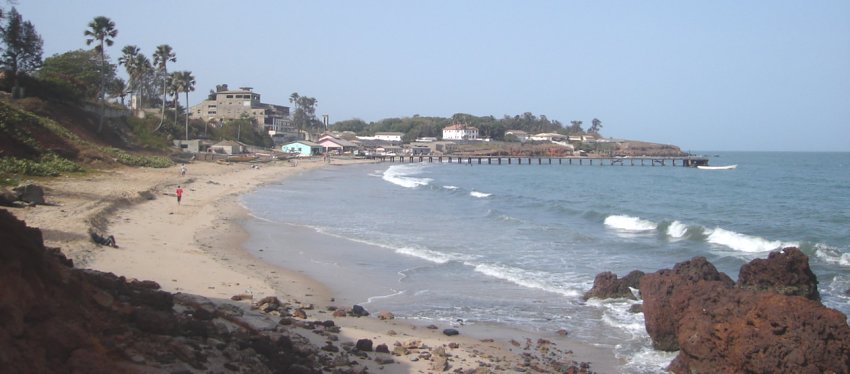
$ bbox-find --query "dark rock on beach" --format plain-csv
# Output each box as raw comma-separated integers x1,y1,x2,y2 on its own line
349,304,370,317
355,338,373,352
737,247,820,300
583,270,644,300
638,249,850,374
0,184,47,207
13,183,46,205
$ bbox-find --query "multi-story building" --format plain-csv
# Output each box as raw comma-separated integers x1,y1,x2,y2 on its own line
189,85,291,134
442,124,479,140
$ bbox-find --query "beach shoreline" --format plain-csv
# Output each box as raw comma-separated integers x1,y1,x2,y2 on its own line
10,157,619,373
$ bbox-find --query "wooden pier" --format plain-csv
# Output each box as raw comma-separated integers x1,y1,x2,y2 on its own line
368,155,710,167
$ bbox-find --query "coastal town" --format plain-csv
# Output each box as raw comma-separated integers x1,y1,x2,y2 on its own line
1,5,849,374
174,84,694,165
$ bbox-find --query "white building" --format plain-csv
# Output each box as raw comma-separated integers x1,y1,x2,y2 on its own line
442,124,479,140
374,132,404,142
530,133,567,142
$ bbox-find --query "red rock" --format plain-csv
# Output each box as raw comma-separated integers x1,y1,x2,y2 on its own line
583,270,644,300
638,256,734,351
737,247,820,300
668,282,850,374
639,251,850,374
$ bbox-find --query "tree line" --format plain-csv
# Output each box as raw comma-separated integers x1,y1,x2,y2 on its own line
0,9,203,141
332,112,603,143
0,7,603,147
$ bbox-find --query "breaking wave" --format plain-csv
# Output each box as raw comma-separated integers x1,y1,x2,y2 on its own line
705,227,795,253
382,164,432,188
604,215,658,231
470,191,492,198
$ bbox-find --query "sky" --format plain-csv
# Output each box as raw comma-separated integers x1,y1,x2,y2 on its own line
15,0,850,151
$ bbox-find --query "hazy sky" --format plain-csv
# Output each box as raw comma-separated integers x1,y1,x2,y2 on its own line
16,1,850,151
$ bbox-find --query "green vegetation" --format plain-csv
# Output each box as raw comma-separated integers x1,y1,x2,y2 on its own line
289,92,320,134
2,7,44,98
332,112,596,142
100,147,172,168
0,153,81,178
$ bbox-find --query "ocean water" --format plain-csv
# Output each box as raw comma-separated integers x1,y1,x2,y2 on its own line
241,152,850,373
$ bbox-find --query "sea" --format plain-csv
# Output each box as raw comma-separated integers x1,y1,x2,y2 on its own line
240,152,850,373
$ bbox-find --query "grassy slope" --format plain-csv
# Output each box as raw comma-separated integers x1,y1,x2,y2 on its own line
0,97,173,184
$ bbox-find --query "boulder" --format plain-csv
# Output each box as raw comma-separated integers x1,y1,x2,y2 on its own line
668,281,850,374
355,338,373,352
0,187,17,206
349,305,369,317
737,247,820,301
442,328,459,336
13,183,45,205
377,311,395,320
583,270,644,300
639,256,734,351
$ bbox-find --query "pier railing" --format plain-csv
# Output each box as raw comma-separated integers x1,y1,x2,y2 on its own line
367,155,710,167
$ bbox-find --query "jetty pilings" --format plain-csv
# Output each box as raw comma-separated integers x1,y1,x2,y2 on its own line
369,155,710,167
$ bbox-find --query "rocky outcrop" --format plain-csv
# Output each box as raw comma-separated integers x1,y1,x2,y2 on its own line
583,270,644,300
0,209,325,373
737,247,820,300
638,249,850,374
638,257,734,351
668,282,850,374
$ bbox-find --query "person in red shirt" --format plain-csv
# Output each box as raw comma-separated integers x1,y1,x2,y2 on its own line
176,185,183,205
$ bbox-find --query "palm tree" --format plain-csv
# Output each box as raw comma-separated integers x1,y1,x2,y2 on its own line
152,44,176,132
118,45,140,106
84,16,117,132
109,78,127,106
129,54,152,109
166,71,180,126
172,70,195,140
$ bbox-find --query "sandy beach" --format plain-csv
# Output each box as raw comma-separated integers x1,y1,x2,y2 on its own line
10,157,616,373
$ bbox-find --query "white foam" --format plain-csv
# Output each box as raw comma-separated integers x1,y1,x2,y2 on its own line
604,215,657,231
472,263,581,297
366,290,405,304
443,185,459,190
666,221,688,238
706,227,793,253
621,347,677,374
382,164,432,188
813,243,850,266
470,191,492,198
396,246,457,264
587,299,647,337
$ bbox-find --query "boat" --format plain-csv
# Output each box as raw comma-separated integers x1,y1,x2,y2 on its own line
698,164,737,170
